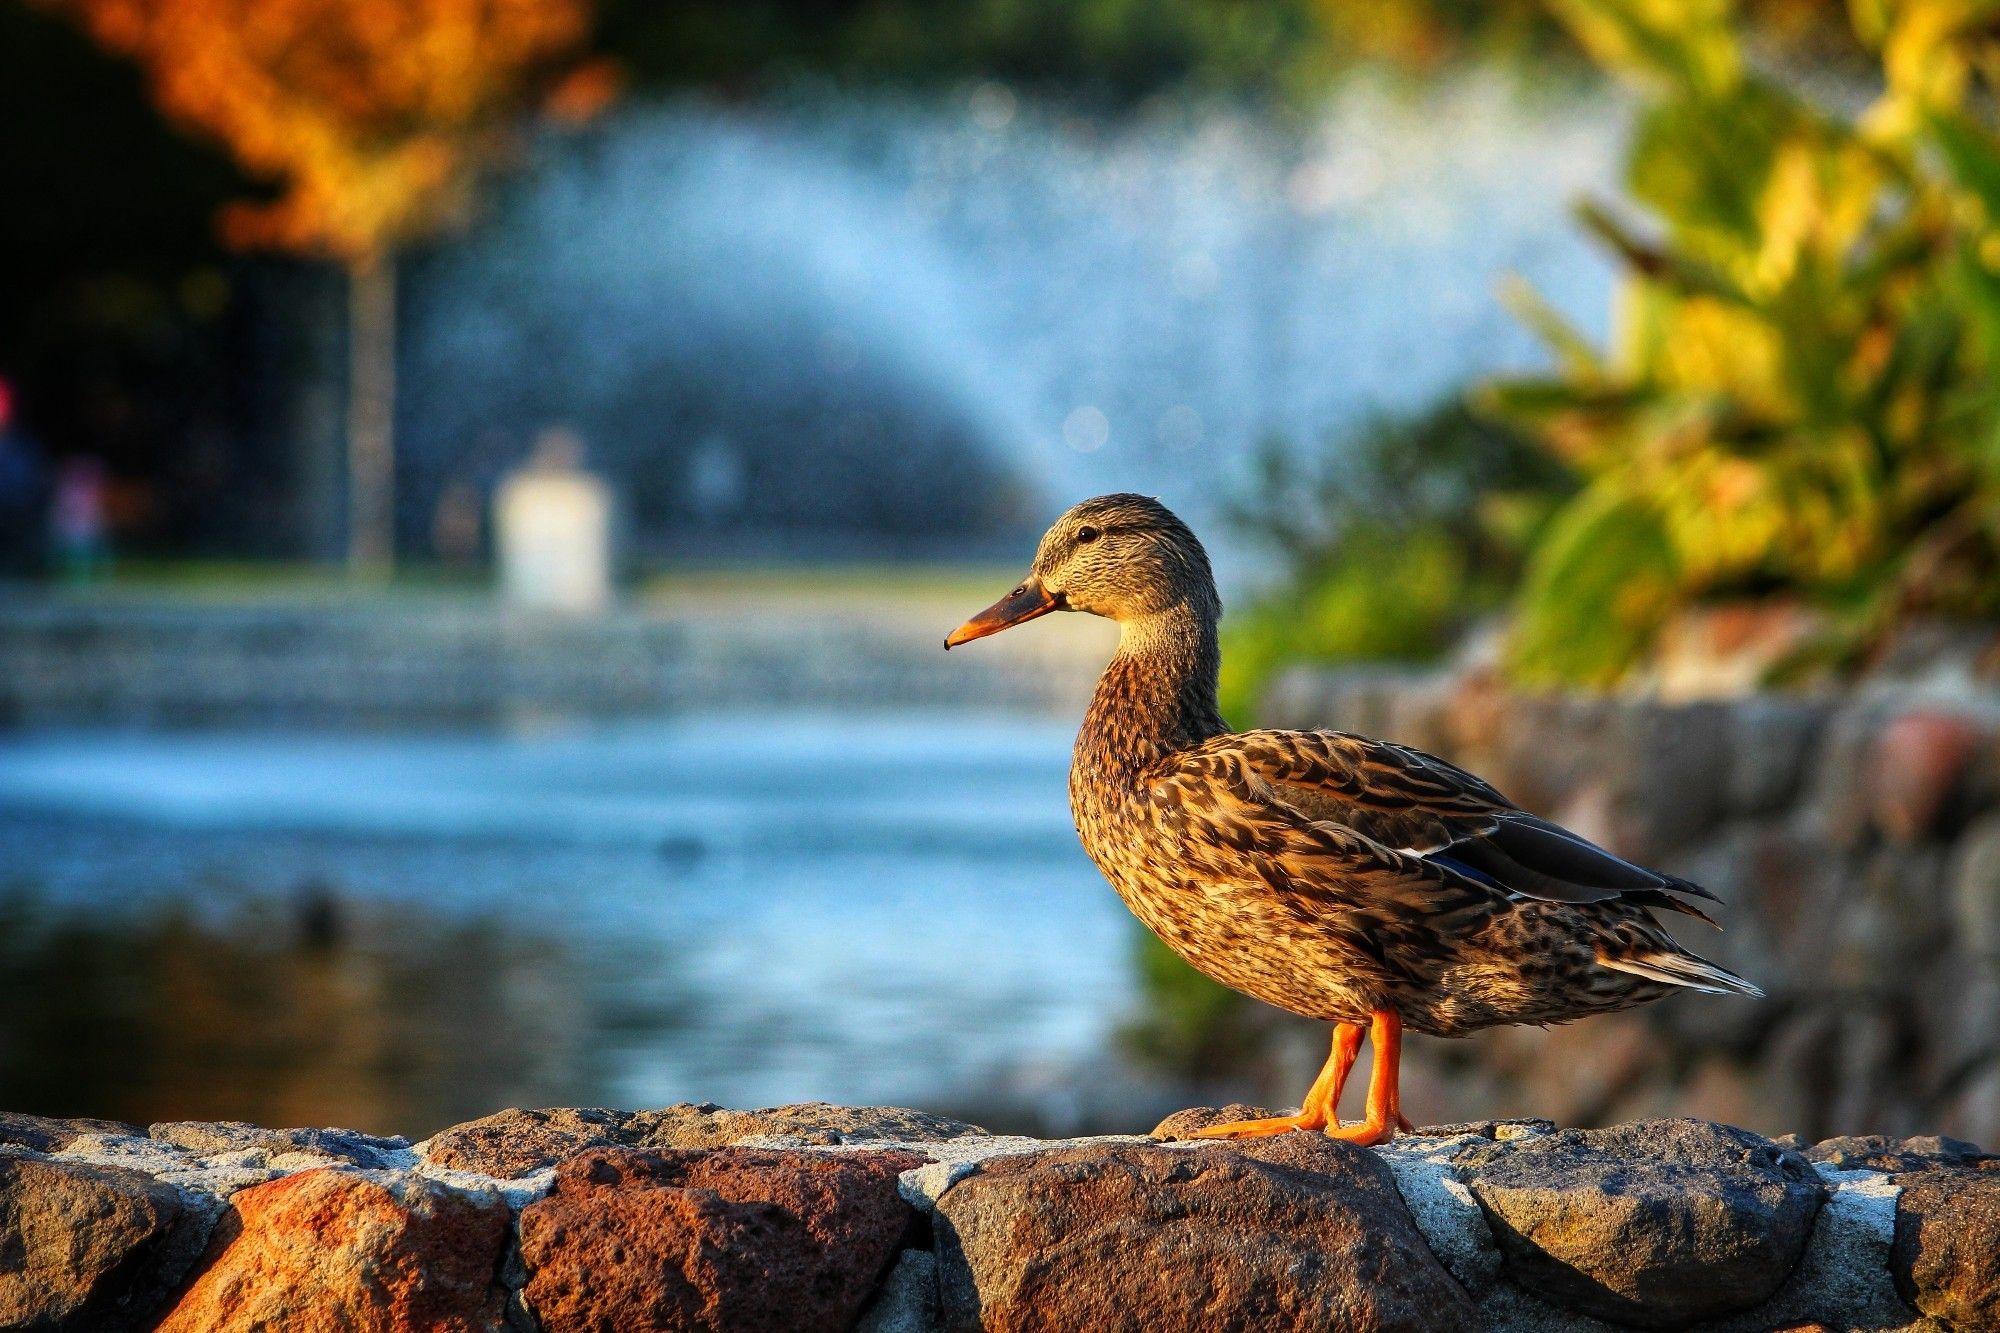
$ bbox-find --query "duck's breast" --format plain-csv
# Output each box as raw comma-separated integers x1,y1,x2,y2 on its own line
1068,763,1398,1022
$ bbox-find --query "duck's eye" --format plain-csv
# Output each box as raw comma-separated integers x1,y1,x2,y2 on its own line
1076,526,1101,544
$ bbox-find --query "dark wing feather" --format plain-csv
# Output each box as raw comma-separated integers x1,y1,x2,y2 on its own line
1183,729,1511,854
1182,728,1721,920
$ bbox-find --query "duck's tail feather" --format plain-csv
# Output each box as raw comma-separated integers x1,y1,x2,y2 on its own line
1597,947,1765,998
1623,886,1722,929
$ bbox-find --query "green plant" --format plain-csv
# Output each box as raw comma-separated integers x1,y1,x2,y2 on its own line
1217,399,1570,721
1488,0,2000,686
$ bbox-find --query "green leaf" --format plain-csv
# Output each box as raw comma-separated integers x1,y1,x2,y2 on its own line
1545,0,1742,97
1847,0,1892,47
1929,109,2000,223
1627,83,1803,263
1505,484,1680,686
1574,199,1753,304
1497,274,1603,376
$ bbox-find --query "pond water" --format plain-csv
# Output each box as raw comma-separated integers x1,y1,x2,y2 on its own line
0,713,1207,1139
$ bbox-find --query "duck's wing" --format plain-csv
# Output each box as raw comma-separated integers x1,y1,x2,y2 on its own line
1173,729,1720,921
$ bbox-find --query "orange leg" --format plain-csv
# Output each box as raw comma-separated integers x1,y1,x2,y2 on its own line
1326,1020,1365,1109
1326,1010,1403,1146
1192,1021,1365,1139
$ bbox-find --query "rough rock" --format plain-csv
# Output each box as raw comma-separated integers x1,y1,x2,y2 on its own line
1833,843,1952,990
1147,1104,1280,1139
1805,702,1890,851
1148,1108,1554,1143
1727,695,1830,817
1946,1064,2000,1148
421,1106,636,1178
1795,1133,1992,1174
518,1145,924,1333
0,1154,200,1330
42,1133,289,1204
154,1166,510,1332
1403,1119,1556,1142
891,1134,1155,1214
1714,1163,1917,1333
0,1111,143,1153
1872,710,1987,842
150,1120,412,1168
1463,1118,1824,1329
1740,823,1842,987
642,1101,986,1149
1950,813,2000,962
425,1102,981,1178
1890,1162,2000,1329
931,1135,1477,1333
1621,700,1734,858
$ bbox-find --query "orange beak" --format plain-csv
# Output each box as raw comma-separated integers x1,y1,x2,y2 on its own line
945,577,1059,649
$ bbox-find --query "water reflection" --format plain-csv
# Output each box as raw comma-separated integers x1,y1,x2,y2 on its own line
0,891,612,1134
0,715,1171,1137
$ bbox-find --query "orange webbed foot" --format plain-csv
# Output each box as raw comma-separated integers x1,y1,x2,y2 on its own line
1324,1115,1396,1147
1190,1111,1327,1139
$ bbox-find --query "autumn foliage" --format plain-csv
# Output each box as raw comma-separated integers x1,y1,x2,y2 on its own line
34,0,603,264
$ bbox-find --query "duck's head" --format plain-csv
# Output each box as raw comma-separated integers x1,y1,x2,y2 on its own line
945,493,1217,648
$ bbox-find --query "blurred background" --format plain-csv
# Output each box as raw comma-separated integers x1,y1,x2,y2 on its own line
3,0,2000,1146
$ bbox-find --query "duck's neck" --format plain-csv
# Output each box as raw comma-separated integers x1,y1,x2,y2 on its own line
1081,600,1228,772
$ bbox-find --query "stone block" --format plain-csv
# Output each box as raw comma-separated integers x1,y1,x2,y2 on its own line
1462,1118,1824,1329
518,1146,923,1333
1726,695,1832,818
1147,1104,1281,1139
154,1167,508,1333
0,1155,204,1330
0,1112,142,1154
1872,710,1991,843
149,1121,411,1168
1891,1162,2000,1329
1802,1134,1991,1173
1619,700,1734,860
1801,704,1889,851
422,1106,637,1178
1950,813,2000,964
931,1136,1476,1333
425,1102,983,1178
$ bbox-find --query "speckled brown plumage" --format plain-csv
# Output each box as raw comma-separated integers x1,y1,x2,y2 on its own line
948,494,1760,1140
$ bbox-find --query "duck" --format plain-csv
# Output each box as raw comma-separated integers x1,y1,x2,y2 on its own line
944,493,1760,1145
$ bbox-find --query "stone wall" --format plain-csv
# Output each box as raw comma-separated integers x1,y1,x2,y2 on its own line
1254,665,2000,1151
0,596,1113,727
1,1102,1992,1332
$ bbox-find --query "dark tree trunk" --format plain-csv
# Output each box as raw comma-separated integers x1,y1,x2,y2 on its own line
346,254,396,574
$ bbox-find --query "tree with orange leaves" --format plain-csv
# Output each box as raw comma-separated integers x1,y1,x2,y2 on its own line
36,0,615,572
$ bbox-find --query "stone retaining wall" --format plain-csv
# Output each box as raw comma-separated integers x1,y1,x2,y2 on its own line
2,1102,1993,1332
1255,665,2000,1150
